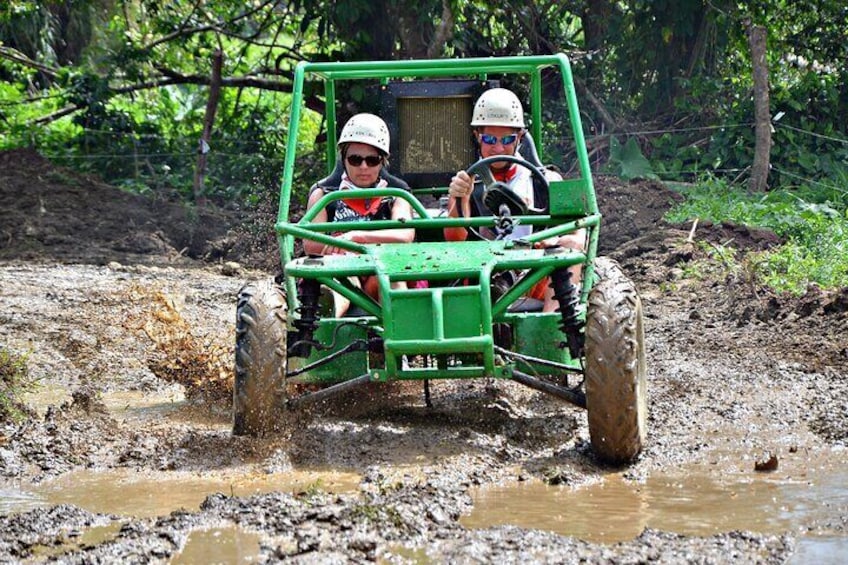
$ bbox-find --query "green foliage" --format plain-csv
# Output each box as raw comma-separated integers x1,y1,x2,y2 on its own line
599,0,732,115
1,0,847,210
350,503,405,529
302,479,326,497
1,0,328,205
680,240,741,284
667,176,848,293
613,1,848,197
0,347,35,423
605,137,658,181
755,236,848,294
1,64,324,204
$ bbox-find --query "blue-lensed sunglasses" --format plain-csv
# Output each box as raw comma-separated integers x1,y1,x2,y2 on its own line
480,133,519,146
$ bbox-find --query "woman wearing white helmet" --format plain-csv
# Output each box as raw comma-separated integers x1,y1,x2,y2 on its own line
444,89,586,313
302,113,414,315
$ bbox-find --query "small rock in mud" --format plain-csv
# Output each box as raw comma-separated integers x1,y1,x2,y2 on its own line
754,453,779,472
220,261,241,276
68,386,108,415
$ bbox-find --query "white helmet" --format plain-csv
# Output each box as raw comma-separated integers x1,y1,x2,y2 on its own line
470,88,525,128
337,113,390,155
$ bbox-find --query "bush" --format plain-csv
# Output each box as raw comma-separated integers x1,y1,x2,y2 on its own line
0,347,35,423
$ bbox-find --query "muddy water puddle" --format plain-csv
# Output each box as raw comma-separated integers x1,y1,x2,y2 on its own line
23,388,188,420
24,521,264,563
0,467,360,518
172,524,263,564
463,447,848,553
0,467,354,562
25,523,125,561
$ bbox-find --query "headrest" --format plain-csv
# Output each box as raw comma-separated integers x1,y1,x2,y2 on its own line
311,159,410,194
518,132,544,168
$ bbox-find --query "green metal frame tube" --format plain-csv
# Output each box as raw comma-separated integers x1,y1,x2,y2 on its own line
275,53,601,370
299,187,430,222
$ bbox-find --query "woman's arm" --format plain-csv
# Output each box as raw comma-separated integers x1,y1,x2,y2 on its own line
343,198,415,244
302,188,330,255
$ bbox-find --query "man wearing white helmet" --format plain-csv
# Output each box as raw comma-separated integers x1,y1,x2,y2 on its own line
444,89,586,312
303,113,414,315
444,88,535,242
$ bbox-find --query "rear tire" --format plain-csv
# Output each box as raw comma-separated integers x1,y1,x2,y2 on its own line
233,279,287,436
584,257,647,464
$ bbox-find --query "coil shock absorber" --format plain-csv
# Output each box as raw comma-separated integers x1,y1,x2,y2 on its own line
290,278,321,357
550,268,584,359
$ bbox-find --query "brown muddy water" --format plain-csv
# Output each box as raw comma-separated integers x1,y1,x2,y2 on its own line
462,447,848,563
3,392,847,562
0,466,361,518
21,521,264,564
463,452,847,542
172,525,263,564
6,389,360,519
2,447,846,562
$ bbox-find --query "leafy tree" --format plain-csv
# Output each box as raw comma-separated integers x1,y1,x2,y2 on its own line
1,0,845,202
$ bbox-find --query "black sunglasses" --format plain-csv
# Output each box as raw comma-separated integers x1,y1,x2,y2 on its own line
346,154,382,167
480,133,519,146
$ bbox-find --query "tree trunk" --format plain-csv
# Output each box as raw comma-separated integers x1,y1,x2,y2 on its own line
581,0,614,84
193,49,223,208
426,0,454,59
748,24,770,192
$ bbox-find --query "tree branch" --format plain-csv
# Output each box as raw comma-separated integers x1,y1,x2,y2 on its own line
33,105,81,125
427,0,455,59
142,0,281,51
153,66,295,92
0,47,60,79
144,24,218,51
572,75,618,132
29,71,295,127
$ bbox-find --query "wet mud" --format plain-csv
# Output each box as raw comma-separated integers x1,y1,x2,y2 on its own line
1,149,847,562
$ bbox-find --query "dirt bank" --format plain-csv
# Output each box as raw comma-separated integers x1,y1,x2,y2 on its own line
0,149,846,562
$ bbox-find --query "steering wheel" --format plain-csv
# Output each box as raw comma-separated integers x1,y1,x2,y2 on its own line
465,155,549,216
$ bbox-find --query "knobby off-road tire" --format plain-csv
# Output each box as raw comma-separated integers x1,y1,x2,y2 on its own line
233,279,287,437
584,257,647,464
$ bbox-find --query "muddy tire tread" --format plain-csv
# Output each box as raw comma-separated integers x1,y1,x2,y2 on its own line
232,279,287,436
584,257,648,464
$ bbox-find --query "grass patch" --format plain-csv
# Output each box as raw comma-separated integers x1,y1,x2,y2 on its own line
350,503,406,529
666,176,848,293
0,347,36,423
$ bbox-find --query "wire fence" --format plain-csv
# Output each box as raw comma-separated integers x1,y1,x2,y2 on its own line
18,118,848,199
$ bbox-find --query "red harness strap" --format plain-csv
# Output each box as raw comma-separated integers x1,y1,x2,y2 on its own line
492,164,518,183
342,197,384,217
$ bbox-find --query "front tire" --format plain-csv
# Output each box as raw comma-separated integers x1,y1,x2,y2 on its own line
233,279,287,436
584,257,647,464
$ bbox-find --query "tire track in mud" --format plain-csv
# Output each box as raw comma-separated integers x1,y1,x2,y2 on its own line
3,258,846,562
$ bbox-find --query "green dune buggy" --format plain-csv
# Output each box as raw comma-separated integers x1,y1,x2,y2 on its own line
233,54,647,464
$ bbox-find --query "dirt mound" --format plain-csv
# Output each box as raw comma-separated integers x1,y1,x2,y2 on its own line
0,149,688,269
0,149,238,265
684,219,783,252
592,174,684,253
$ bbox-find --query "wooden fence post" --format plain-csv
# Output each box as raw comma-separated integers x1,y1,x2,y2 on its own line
193,49,223,207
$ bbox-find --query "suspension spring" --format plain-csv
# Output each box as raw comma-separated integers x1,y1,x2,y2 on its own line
291,278,321,357
550,267,584,359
